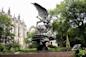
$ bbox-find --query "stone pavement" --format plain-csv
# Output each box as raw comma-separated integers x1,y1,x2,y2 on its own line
0,52,74,57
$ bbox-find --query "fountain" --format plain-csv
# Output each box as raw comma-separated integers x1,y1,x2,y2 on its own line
32,3,55,51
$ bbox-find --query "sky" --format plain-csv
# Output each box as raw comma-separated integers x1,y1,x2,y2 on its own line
0,0,63,29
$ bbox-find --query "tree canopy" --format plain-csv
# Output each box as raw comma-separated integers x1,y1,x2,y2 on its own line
50,0,86,47
0,12,14,44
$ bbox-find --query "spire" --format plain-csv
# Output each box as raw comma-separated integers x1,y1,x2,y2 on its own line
2,8,4,13
13,14,15,17
13,14,16,19
18,14,20,20
8,8,11,15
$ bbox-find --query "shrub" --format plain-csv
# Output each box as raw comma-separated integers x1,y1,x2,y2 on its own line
48,47,67,52
19,48,37,52
75,48,86,57
0,44,5,52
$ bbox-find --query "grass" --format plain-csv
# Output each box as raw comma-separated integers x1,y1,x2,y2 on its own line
48,47,67,52
19,48,37,52
19,47,67,53
0,47,68,54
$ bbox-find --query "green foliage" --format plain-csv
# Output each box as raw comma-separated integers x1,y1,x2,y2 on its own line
12,42,20,52
0,42,20,53
25,31,35,43
27,31,35,38
52,19,70,47
0,44,5,52
0,12,14,40
25,31,37,48
50,0,86,47
75,48,86,57
48,47,67,52
28,41,37,48
78,49,86,56
0,12,16,53
19,48,37,53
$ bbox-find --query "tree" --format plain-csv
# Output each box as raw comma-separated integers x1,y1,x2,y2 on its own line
25,31,36,48
52,18,70,47
50,0,86,47
0,12,14,46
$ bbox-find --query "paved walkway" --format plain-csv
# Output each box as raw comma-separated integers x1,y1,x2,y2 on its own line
0,52,74,57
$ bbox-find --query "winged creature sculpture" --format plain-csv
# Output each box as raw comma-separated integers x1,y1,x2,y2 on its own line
32,3,52,27
32,3,48,19
32,3,56,51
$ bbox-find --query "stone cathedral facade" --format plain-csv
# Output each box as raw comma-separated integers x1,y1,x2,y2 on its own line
0,8,27,48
